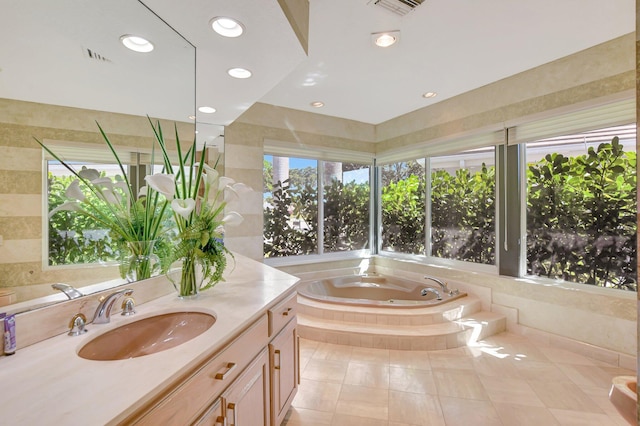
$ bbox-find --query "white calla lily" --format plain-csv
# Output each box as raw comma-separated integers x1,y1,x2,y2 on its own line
99,188,120,205
145,173,176,200
171,198,196,219
218,176,235,191
78,167,100,181
65,180,85,201
222,211,244,226
48,201,81,218
223,186,239,203
138,185,148,197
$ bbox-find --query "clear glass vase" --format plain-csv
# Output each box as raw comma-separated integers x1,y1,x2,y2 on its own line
172,252,204,299
121,240,160,282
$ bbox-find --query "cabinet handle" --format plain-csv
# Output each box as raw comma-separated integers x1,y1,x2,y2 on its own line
282,307,292,316
274,349,281,370
215,416,226,426
214,362,237,380
227,402,237,426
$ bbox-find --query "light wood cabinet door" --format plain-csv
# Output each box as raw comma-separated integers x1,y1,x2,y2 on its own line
222,348,270,426
269,318,298,426
195,398,224,426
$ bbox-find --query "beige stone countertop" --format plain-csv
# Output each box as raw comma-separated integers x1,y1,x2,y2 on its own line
0,255,299,425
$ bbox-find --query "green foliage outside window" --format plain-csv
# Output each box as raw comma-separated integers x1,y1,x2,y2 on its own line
527,137,637,290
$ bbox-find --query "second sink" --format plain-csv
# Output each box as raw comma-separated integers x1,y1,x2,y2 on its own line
78,311,216,361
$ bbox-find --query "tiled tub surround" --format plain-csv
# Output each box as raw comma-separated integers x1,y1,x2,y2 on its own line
281,258,636,370
0,254,299,424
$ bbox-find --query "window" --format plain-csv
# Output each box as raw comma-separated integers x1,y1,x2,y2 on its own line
430,148,496,265
380,160,425,254
526,124,637,290
47,161,130,266
263,155,370,258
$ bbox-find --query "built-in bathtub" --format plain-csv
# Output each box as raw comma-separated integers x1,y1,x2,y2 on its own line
297,274,466,308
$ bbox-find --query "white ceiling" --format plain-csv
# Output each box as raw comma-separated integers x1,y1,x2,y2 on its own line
1,0,634,145
147,0,635,128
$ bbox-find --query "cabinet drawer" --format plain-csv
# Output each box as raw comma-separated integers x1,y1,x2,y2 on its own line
135,315,269,425
268,291,297,337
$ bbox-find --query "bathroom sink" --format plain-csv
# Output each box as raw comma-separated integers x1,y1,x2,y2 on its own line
78,311,216,361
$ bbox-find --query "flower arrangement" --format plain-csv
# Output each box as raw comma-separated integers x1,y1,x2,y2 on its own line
36,120,248,296
145,119,249,297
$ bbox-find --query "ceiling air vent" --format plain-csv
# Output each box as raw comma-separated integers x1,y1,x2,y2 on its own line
83,47,112,63
372,0,424,16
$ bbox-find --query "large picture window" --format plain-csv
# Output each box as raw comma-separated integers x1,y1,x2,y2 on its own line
430,148,496,265
263,155,371,258
526,124,637,290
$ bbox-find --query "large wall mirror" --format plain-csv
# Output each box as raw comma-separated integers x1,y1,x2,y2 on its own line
0,0,196,312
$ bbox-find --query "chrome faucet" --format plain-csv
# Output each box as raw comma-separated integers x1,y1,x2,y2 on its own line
420,287,442,300
51,283,83,300
92,288,133,324
423,275,460,296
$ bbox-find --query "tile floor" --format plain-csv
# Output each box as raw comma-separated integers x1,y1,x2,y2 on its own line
283,333,635,426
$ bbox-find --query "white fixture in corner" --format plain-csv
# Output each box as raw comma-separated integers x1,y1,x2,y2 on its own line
210,17,244,37
372,31,400,47
120,35,154,53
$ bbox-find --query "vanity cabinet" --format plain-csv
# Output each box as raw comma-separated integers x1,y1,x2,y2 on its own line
126,290,298,426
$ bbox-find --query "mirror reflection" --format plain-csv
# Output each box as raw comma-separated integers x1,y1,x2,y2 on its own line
0,0,196,312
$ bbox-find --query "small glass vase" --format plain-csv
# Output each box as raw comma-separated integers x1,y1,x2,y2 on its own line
171,253,205,299
121,240,160,283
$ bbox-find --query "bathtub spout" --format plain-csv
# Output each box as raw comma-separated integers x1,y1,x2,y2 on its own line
421,287,442,300
424,276,459,296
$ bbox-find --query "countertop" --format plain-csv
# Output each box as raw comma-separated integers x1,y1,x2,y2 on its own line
0,255,299,425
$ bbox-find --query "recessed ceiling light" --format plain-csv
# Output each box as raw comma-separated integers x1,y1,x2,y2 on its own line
227,68,252,79
198,106,216,114
372,31,399,48
120,35,154,53
210,17,244,37
310,101,324,108
422,92,437,98
188,115,196,120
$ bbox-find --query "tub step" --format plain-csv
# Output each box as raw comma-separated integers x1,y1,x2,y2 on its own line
297,310,506,350
297,293,482,325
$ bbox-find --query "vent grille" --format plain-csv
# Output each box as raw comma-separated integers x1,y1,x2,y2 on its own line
83,47,112,63
373,0,424,16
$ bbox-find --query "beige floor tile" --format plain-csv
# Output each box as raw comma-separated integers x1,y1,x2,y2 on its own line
292,379,342,412
282,407,333,426
497,342,551,363
388,390,445,426
389,349,432,370
537,346,597,366
312,342,353,361
549,408,622,425
335,384,389,420
344,361,390,389
350,346,390,364
439,396,503,426
428,352,475,370
331,414,388,426
479,375,545,407
492,402,560,426
528,380,605,413
556,363,624,388
302,358,348,383
432,369,488,400
389,423,422,426
472,355,523,378
389,366,437,395
511,360,571,382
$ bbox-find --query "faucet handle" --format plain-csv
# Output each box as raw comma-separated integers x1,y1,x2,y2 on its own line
68,313,88,336
121,297,136,316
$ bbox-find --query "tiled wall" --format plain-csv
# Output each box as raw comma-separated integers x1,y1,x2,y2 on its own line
0,99,192,303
